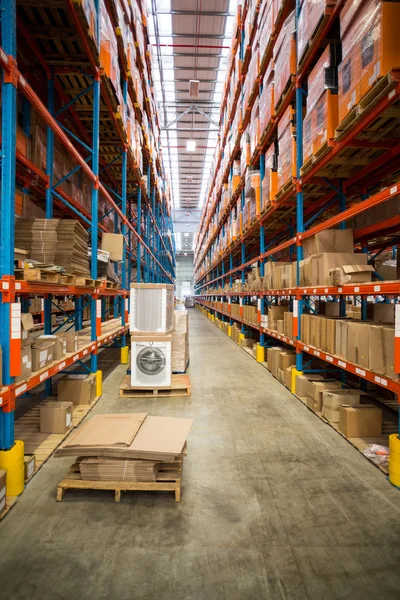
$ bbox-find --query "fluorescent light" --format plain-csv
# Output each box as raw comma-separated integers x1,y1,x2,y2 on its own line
184,233,189,237
184,253,188,256
186,140,196,152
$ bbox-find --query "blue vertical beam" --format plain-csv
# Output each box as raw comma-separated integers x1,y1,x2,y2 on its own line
295,0,304,371
0,0,17,449
137,187,142,283
75,296,83,331
121,79,128,346
46,68,55,218
90,6,100,373
338,179,346,229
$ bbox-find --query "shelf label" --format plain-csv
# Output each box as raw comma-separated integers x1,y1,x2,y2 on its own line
338,360,347,368
0,396,2,406
390,185,398,195
15,384,27,396
15,283,21,290
326,355,333,362
373,285,381,292
304,345,309,351
72,354,79,362
40,371,49,382
355,367,366,377
83,349,88,355
59,361,66,371
338,288,342,293
314,350,320,356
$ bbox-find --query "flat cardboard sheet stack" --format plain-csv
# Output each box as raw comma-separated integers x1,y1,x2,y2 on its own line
55,413,193,482
15,218,90,275
172,309,189,372
55,220,90,275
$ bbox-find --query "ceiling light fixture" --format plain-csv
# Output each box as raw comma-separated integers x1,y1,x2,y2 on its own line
184,233,189,237
186,140,196,152
189,79,200,98
184,253,188,256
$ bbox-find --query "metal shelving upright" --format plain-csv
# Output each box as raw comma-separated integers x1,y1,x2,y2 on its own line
0,0,175,451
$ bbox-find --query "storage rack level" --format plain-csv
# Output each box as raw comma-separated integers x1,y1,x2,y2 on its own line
194,0,400,430
0,0,176,454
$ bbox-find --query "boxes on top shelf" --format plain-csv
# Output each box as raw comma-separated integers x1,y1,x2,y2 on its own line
258,0,274,60
100,0,122,102
297,0,338,64
277,105,296,192
273,10,296,109
259,63,275,137
338,0,400,124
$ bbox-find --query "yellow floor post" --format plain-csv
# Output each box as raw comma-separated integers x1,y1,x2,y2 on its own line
120,346,129,364
228,325,232,337
291,368,302,395
96,370,103,397
256,343,265,363
0,440,25,496
389,434,400,487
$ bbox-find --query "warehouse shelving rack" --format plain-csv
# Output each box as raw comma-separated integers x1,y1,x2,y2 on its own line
194,0,400,418
0,0,175,450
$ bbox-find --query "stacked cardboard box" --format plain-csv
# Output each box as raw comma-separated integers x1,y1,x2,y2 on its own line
55,413,193,483
172,310,189,373
55,220,90,275
322,389,364,423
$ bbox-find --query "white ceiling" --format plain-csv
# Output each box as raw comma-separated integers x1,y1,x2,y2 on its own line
149,0,237,253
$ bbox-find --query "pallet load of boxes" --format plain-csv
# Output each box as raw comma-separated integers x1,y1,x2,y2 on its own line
129,283,190,390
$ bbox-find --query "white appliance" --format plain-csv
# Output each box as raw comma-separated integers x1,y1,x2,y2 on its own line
131,338,172,388
130,283,174,334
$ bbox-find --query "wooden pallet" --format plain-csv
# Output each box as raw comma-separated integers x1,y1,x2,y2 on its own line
335,71,400,141
275,178,294,201
14,397,101,477
0,496,18,521
119,374,191,398
56,459,183,502
15,268,61,283
74,276,95,287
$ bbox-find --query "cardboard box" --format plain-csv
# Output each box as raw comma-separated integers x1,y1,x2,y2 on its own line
267,346,282,378
314,253,368,286
322,389,363,423
294,373,324,398
56,331,79,353
101,233,123,261
339,404,382,438
303,229,354,259
21,312,35,345
0,470,6,517
58,373,97,405
284,311,294,339
37,335,66,361
284,366,294,389
15,345,32,382
277,320,285,334
24,454,35,482
40,401,74,434
369,325,396,379
330,264,374,286
306,379,342,412
346,321,370,368
335,320,348,359
373,303,395,324
278,351,296,371
31,339,55,372
278,368,285,382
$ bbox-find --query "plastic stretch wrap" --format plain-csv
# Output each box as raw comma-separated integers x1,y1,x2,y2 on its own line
241,128,251,175
338,0,400,123
261,144,278,211
249,100,260,158
303,48,338,162
243,46,260,109
100,1,121,100
277,106,296,190
259,64,275,135
273,10,296,108
258,0,274,60
82,0,98,45
298,0,337,63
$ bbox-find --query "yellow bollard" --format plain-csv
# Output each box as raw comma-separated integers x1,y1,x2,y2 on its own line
389,434,400,487
239,333,245,342
0,440,25,496
120,346,129,364
96,370,103,398
291,368,303,395
256,343,265,363
228,325,232,337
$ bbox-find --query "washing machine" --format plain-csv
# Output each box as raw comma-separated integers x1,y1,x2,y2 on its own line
130,338,172,388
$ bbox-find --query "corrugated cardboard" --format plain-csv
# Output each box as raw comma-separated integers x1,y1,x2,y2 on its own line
346,322,370,368
101,233,124,261
0,470,6,517
31,340,55,372
63,413,147,449
330,264,374,285
58,373,97,405
21,312,35,345
373,303,395,324
278,351,296,371
284,366,294,389
339,404,382,438
24,454,35,482
295,373,324,398
267,346,282,378
306,380,342,412
38,335,66,361
322,389,363,423
312,253,368,286
303,229,354,258
40,401,73,434
15,345,32,382
335,320,348,359
369,325,396,379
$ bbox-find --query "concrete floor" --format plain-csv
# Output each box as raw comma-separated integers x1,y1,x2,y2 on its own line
1,309,400,599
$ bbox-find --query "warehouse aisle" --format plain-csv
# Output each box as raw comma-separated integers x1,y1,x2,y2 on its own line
1,309,400,599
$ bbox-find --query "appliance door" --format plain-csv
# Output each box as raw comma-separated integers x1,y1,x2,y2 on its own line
136,346,166,377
